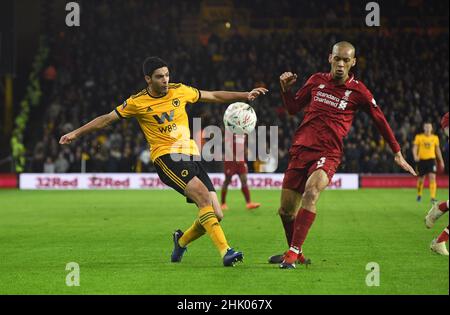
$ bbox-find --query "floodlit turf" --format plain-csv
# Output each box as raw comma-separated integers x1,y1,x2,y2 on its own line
0,188,448,295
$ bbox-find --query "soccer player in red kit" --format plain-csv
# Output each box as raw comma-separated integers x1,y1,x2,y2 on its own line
270,41,417,269
221,129,261,210
425,112,449,256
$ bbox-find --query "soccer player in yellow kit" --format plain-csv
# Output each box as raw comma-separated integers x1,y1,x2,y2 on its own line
413,122,445,203
59,57,268,266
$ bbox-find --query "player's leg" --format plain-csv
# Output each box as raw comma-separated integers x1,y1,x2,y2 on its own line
188,161,242,266
431,225,449,256
279,188,303,246
280,169,329,268
268,167,309,264
239,173,250,204
176,179,208,250
428,171,437,203
183,177,233,257
153,156,203,262
278,168,306,246
221,175,232,210
417,173,425,202
210,191,224,221
239,173,260,209
155,154,238,265
175,191,226,263
425,200,449,228
267,188,303,264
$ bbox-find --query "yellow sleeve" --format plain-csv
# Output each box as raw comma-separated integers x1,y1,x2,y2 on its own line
181,84,201,104
115,97,138,119
413,135,420,145
435,135,440,147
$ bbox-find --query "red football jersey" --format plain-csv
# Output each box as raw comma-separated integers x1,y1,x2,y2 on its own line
441,112,449,130
281,72,401,156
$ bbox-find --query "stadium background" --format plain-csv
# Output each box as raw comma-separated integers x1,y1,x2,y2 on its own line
0,0,448,296
0,0,448,177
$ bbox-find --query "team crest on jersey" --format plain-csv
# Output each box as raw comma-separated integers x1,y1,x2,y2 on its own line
122,101,127,109
172,98,180,107
337,90,353,110
343,90,352,101
181,169,189,177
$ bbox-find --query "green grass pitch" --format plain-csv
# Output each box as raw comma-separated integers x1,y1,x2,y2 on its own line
0,188,448,295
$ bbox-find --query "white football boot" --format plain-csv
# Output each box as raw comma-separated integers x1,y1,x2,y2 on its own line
425,201,446,229
430,238,449,256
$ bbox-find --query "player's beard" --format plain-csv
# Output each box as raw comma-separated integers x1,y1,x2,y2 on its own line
152,84,168,96
159,85,169,94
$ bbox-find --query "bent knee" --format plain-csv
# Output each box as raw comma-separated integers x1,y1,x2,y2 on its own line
302,188,320,203
196,192,212,208
278,206,296,217
215,212,224,221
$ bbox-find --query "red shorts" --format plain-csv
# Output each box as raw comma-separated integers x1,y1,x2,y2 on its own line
282,146,341,194
224,161,248,177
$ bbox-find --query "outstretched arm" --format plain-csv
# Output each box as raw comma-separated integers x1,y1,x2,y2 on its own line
59,111,120,144
365,100,416,176
199,87,268,103
394,151,417,176
435,145,445,171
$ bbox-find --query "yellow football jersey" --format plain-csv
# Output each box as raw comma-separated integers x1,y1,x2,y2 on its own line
413,133,440,160
115,83,201,161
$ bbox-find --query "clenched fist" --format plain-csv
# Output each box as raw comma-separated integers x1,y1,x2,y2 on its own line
59,131,77,145
280,72,298,92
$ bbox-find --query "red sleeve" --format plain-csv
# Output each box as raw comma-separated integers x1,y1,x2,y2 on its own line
360,86,401,154
441,112,449,129
280,74,316,115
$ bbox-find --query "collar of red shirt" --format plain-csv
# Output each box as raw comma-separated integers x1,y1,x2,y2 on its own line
326,72,355,86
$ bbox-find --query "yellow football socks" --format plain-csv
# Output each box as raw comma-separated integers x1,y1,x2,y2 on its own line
417,179,424,197
198,205,229,257
430,179,437,199
178,219,205,248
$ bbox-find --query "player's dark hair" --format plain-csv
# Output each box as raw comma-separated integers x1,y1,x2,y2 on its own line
142,57,169,77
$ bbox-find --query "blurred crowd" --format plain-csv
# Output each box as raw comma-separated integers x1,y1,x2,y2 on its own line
26,0,449,174
235,0,447,24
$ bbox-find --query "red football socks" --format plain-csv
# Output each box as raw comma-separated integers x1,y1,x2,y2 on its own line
280,212,294,246
437,226,449,243
241,185,251,203
438,201,449,213
290,208,316,252
221,188,227,204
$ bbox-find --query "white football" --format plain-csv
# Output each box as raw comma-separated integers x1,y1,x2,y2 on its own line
223,102,257,135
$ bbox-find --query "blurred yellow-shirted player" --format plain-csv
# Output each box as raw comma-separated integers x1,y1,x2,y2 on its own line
413,122,445,203
59,56,268,266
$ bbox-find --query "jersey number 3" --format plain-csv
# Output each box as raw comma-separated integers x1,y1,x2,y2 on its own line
317,157,326,168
